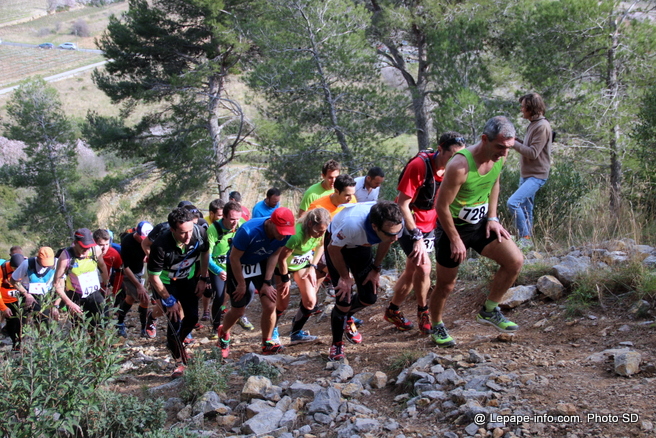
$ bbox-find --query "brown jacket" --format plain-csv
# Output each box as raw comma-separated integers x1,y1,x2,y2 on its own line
513,116,552,179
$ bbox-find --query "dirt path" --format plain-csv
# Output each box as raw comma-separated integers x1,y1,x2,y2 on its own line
114,277,656,437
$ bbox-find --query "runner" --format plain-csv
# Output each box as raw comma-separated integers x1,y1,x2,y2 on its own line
308,174,357,217
1,253,26,350
53,228,110,326
354,167,385,203
229,191,251,221
325,201,403,360
385,133,466,334
298,159,341,217
217,207,296,358
201,199,224,320
147,207,210,378
117,221,153,338
274,207,331,345
252,188,282,219
430,116,523,347
94,229,123,296
206,201,246,337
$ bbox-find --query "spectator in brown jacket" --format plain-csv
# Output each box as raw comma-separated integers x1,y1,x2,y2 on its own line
507,93,552,242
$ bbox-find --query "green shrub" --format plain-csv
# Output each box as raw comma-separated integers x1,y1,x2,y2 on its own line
239,361,281,382
385,350,423,378
0,299,124,438
181,352,230,403
516,261,553,285
458,255,497,284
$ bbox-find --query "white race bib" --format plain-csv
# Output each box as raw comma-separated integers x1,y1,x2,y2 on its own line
8,289,19,298
29,282,49,295
241,263,262,279
291,251,313,267
423,236,435,253
78,271,101,298
457,203,488,224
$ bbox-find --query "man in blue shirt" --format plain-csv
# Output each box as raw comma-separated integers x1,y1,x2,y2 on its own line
252,188,282,218
217,207,295,358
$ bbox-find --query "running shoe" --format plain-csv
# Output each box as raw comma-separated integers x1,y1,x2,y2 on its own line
183,334,195,345
116,323,128,338
430,323,456,348
238,316,255,331
271,326,280,343
220,305,227,314
171,364,186,379
351,316,363,327
476,306,519,333
262,340,284,355
417,310,432,335
217,325,230,358
145,323,157,338
384,308,414,331
290,330,318,345
208,328,219,341
201,310,210,321
344,317,362,344
329,341,345,361
193,322,203,330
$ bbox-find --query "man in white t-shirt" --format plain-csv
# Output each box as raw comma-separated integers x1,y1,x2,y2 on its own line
324,201,403,361
353,167,385,203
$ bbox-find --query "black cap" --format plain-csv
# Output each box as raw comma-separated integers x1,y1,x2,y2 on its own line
9,253,25,269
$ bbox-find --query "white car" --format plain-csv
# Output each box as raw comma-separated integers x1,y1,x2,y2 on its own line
58,42,77,50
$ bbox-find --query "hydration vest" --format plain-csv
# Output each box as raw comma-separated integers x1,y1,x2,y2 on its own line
398,150,439,211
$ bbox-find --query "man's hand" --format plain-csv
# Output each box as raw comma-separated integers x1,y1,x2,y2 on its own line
259,283,277,302
277,282,291,301
50,307,60,321
2,308,12,318
232,283,247,302
409,238,428,266
362,269,381,293
194,281,206,298
486,220,511,242
165,302,182,323
219,271,227,281
334,277,354,303
450,236,467,264
23,293,36,307
136,284,149,302
68,302,83,315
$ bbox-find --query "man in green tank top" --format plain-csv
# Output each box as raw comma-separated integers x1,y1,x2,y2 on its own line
429,116,524,348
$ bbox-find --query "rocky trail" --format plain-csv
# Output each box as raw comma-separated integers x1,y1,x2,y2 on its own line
77,241,656,437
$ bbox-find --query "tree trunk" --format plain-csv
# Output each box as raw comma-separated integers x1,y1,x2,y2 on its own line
607,11,621,215
208,72,232,202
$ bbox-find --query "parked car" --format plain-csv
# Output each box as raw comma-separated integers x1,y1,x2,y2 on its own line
38,42,54,49
58,42,77,50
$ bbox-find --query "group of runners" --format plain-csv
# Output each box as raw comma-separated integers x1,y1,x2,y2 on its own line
1,106,553,379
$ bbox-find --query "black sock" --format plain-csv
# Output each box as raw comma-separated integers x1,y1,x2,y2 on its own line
292,304,313,334
388,302,400,312
331,307,347,345
117,300,132,324
275,309,283,326
418,305,429,313
138,306,148,330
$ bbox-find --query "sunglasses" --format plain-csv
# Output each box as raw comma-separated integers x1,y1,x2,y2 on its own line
379,226,402,237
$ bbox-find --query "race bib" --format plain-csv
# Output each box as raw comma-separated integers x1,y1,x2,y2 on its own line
457,203,488,224
8,289,19,298
291,251,313,267
423,236,435,253
29,282,49,295
78,271,101,298
241,263,262,279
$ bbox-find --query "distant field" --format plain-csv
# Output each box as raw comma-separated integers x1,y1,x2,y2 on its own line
0,0,47,27
0,44,103,87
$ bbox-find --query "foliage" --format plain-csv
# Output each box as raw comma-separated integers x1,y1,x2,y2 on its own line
181,351,230,403
0,296,125,438
630,84,656,218
498,158,591,242
245,0,410,189
516,261,553,286
457,254,497,286
81,390,166,437
385,350,423,379
2,78,92,246
239,361,281,382
71,18,90,37
87,0,256,206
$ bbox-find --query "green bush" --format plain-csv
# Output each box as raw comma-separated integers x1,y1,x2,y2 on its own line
181,351,230,403
0,299,124,438
239,361,281,383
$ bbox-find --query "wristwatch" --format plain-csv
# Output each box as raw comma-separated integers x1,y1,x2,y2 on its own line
199,276,210,282
280,273,291,283
372,263,383,272
410,228,423,241
262,279,273,286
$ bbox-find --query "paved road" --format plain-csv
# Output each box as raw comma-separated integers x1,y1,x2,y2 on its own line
0,40,103,54
0,60,108,95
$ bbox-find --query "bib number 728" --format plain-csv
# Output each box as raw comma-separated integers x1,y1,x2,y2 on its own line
457,203,488,224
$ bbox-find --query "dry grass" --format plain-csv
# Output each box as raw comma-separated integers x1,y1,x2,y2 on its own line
0,0,47,27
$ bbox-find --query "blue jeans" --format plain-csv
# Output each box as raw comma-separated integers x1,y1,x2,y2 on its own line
507,177,547,238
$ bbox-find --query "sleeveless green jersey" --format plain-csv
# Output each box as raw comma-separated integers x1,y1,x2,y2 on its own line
448,149,503,226
284,223,323,272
